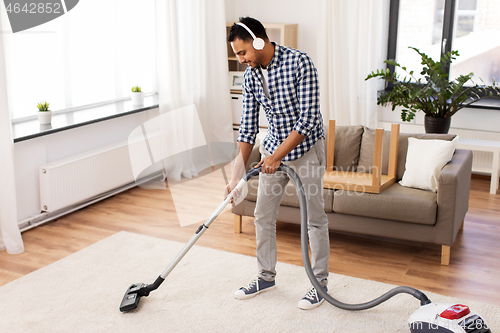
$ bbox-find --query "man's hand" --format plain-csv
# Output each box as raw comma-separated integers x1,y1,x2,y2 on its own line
223,179,240,203
255,154,282,174
255,130,306,174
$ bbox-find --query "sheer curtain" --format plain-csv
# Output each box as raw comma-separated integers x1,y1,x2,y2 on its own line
155,0,233,180
0,12,24,254
317,0,388,127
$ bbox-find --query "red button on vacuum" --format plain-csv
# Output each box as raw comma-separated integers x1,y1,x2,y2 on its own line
440,304,471,320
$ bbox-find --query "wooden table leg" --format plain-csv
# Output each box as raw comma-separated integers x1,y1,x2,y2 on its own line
234,214,242,233
441,245,451,265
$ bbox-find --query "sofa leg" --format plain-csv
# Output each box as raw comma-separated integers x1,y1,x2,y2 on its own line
460,219,464,232
234,214,242,233
441,245,451,265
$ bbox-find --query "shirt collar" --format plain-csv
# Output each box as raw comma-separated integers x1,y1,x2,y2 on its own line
265,42,280,70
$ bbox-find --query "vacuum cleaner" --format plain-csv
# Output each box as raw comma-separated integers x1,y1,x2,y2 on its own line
119,165,492,333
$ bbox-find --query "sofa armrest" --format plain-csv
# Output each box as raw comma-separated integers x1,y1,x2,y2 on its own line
435,149,473,246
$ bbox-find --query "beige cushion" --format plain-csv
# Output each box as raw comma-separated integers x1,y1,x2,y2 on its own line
326,125,363,171
357,127,392,174
333,183,437,225
245,177,334,213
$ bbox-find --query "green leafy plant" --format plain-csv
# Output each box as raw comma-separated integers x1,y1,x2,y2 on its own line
365,47,500,121
131,86,142,93
37,101,50,112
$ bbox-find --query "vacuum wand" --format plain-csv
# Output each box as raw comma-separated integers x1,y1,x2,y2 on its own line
119,174,250,312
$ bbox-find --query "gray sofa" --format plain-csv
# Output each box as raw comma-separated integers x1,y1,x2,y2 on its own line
232,126,473,265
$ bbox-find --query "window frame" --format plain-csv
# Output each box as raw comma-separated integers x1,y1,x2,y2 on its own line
386,0,500,110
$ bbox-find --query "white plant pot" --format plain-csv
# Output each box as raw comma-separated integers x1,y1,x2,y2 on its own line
37,110,52,125
131,92,144,106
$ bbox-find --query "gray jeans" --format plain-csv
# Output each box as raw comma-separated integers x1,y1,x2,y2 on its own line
254,139,329,287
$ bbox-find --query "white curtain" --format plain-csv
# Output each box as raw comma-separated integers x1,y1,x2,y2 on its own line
0,12,24,254
155,0,233,180
317,0,387,127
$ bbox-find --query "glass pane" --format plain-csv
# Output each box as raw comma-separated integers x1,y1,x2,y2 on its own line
2,0,156,119
395,0,446,81
449,0,500,86
2,19,66,119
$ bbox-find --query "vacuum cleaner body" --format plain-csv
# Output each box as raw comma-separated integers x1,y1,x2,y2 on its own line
409,303,491,333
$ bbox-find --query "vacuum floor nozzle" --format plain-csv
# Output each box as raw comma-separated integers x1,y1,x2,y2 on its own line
119,283,148,312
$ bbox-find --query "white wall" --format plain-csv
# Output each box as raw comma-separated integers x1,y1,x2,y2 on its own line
14,109,160,222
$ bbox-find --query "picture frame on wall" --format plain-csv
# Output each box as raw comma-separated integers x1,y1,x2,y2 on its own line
229,71,244,90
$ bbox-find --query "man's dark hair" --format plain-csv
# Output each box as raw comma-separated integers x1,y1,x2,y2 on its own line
227,17,269,43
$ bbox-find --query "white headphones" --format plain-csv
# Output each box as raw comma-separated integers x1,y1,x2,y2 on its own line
236,22,265,50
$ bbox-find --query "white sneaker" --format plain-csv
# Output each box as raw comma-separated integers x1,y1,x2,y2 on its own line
234,277,276,300
298,286,328,310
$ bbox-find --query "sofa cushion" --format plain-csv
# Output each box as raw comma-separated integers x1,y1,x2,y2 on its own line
356,128,455,180
245,177,334,213
333,183,437,225
357,127,392,174
325,125,363,171
397,133,456,180
399,137,457,192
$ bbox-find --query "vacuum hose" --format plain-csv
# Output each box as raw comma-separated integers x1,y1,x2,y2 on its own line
273,164,431,310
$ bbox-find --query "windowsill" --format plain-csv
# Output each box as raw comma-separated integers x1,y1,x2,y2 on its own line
469,98,500,110
12,94,159,143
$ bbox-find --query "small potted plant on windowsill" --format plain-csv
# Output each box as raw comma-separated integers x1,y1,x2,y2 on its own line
37,101,52,125
131,85,144,106
365,47,500,133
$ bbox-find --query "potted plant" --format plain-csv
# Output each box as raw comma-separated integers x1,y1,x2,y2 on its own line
365,47,500,133
131,85,144,106
37,101,52,125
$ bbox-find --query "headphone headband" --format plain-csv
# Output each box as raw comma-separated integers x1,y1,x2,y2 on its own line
236,22,265,50
236,22,257,39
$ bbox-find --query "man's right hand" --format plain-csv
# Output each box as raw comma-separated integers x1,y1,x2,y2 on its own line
223,179,241,203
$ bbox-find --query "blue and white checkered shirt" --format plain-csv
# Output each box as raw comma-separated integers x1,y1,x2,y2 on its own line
237,43,324,161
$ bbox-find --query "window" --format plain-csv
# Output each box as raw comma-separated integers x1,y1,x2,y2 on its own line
1,0,157,120
449,0,500,86
388,0,500,87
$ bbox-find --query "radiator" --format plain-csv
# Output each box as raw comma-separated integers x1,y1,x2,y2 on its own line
379,122,500,174
39,140,136,212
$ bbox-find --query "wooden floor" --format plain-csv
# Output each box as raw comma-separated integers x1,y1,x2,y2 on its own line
1,176,499,307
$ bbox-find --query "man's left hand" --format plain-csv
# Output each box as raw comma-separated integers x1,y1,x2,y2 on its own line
255,154,282,174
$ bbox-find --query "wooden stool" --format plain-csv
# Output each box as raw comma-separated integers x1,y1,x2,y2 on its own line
324,120,400,194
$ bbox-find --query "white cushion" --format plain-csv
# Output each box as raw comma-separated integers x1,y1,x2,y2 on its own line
399,137,458,192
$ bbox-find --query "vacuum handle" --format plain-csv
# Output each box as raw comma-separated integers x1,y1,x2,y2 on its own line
243,166,262,181
243,165,283,182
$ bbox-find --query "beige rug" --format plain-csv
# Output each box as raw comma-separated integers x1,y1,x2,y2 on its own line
1,231,498,332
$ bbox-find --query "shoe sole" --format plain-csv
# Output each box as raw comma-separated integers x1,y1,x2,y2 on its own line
234,285,276,300
298,297,325,310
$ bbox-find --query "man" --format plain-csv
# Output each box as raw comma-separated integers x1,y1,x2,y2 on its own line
225,17,329,310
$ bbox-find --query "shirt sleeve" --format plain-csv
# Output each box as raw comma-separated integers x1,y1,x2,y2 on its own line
237,70,260,145
293,54,321,137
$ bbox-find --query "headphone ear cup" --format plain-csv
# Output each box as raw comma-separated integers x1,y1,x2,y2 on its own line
253,38,265,50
